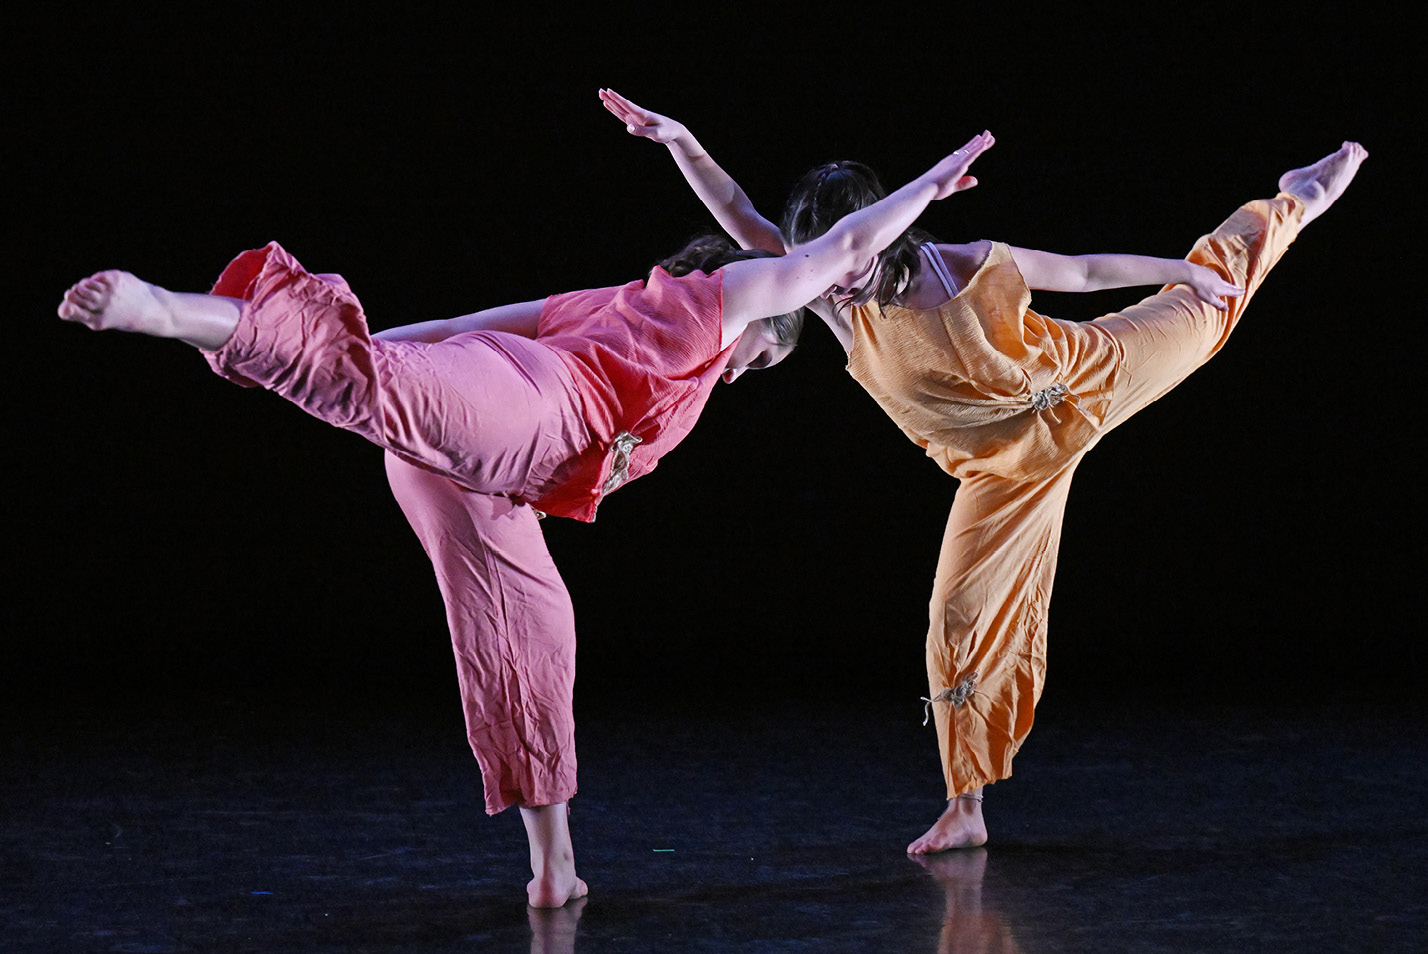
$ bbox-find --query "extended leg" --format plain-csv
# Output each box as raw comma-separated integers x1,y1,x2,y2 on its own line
1279,141,1367,229
910,462,1079,853
1094,142,1366,428
58,243,591,498
57,269,240,349
385,453,586,907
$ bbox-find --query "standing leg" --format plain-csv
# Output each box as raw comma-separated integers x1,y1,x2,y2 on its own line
385,453,588,907
909,462,1080,853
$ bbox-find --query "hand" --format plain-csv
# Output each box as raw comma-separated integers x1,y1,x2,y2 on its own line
1183,263,1244,312
599,88,689,147
921,131,996,200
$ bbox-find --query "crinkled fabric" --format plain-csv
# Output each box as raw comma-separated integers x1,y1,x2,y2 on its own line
855,197,1304,796
205,244,732,521
847,241,1121,482
204,242,594,505
529,268,734,520
202,243,731,812
385,455,577,814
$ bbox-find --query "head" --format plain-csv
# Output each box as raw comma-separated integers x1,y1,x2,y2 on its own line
656,235,804,383
781,160,932,307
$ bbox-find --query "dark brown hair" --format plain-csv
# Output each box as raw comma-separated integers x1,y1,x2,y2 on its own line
781,160,934,308
656,234,804,348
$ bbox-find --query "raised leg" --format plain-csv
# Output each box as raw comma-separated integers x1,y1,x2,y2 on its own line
57,269,241,349
1094,144,1364,429
61,244,592,499
1278,141,1368,228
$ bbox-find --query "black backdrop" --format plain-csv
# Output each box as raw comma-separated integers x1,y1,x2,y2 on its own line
7,6,1418,716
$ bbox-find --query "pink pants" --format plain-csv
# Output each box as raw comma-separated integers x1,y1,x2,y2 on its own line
206,248,593,813
385,455,579,814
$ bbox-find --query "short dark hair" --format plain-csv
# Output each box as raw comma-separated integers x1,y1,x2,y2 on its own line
781,160,933,309
656,234,804,348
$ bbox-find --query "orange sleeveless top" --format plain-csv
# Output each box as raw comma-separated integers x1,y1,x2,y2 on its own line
846,242,1121,480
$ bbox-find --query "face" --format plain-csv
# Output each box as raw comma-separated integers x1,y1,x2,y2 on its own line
722,324,794,384
825,259,879,303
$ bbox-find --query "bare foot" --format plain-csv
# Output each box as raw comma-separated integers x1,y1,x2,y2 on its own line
527,870,589,910
57,270,240,349
57,270,171,335
908,792,989,854
521,802,589,908
1277,141,1368,227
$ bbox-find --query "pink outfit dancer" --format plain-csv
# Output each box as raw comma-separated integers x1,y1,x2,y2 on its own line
57,131,1035,898
204,241,733,813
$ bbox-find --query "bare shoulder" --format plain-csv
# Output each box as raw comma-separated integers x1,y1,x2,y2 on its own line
901,241,992,302
933,240,994,280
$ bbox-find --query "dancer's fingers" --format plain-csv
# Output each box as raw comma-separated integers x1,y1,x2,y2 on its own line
603,88,635,110
605,100,647,131
958,130,994,158
601,89,640,119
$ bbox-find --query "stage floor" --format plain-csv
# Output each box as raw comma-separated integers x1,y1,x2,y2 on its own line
5,692,1424,953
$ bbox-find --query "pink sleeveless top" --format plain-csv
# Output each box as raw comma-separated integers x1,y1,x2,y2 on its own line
527,267,735,520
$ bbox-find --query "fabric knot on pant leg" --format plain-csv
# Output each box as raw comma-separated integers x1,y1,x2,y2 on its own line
923,671,980,725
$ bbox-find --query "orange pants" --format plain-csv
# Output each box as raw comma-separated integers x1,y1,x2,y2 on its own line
927,194,1304,796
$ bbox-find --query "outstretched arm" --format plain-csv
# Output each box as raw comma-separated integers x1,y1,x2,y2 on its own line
718,133,994,344
1007,247,1243,311
372,299,545,343
600,89,787,255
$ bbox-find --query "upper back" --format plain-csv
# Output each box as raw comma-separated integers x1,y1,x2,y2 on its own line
892,241,993,310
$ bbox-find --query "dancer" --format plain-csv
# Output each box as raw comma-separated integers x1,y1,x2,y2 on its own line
601,88,1366,853
56,132,993,906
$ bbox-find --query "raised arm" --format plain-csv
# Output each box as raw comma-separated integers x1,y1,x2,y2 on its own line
718,133,994,345
372,299,545,343
599,89,787,255
1007,247,1244,311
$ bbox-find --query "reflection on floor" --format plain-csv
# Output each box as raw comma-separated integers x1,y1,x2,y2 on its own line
5,693,1424,952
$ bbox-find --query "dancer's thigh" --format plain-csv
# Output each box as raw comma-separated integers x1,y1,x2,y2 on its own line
929,464,1078,680
376,332,591,496
1091,287,1225,431
1091,195,1301,433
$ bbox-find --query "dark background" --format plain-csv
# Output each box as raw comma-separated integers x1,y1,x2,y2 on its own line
6,6,1417,721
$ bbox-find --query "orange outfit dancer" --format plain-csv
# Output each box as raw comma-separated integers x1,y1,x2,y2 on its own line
849,196,1301,795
